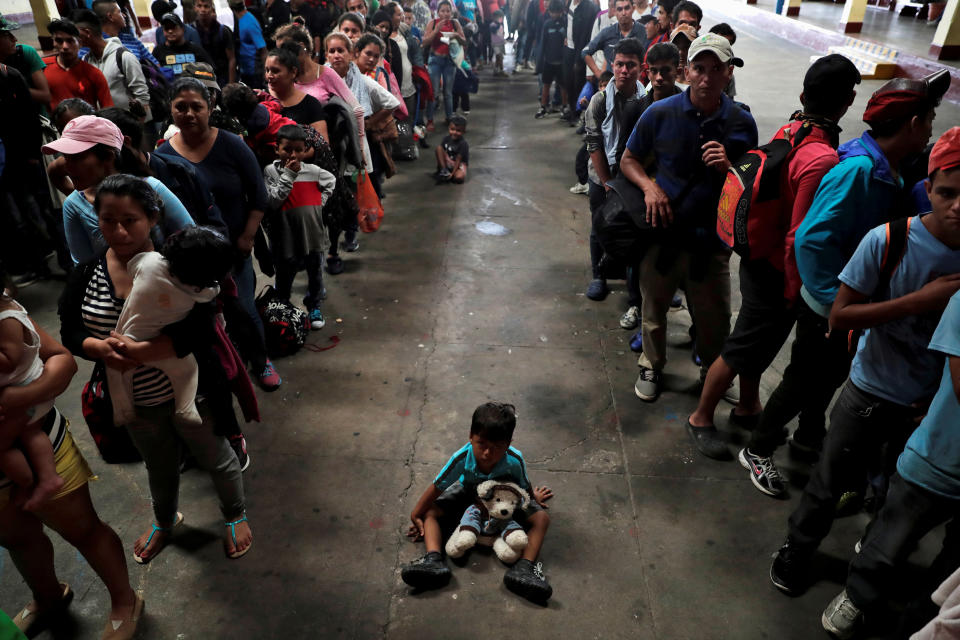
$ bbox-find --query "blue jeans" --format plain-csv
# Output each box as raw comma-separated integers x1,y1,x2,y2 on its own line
428,55,456,122
234,255,266,341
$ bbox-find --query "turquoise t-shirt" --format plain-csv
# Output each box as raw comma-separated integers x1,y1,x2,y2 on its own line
898,290,960,500
434,443,531,492
839,214,960,405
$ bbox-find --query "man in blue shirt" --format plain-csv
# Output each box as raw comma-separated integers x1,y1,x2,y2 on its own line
230,0,267,88
770,127,960,614
581,0,646,77
87,0,163,69
813,128,960,639
619,33,757,421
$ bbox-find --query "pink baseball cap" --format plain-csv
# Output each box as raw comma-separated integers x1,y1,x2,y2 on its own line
41,115,124,156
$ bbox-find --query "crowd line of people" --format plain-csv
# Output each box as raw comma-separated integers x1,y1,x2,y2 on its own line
0,0,504,634
2,0,960,635
515,0,960,634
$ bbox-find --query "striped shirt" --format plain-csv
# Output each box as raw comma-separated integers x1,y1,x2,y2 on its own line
81,260,174,405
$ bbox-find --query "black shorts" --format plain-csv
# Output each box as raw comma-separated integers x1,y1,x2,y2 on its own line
720,259,797,377
541,62,563,86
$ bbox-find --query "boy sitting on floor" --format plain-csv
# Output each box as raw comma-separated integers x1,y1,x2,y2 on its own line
434,115,469,184
401,402,555,602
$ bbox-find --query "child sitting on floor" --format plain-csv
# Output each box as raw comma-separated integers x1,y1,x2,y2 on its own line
434,115,469,184
401,401,555,602
0,296,64,511
264,125,337,330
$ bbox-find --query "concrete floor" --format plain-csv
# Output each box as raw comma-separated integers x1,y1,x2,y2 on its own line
3,17,960,640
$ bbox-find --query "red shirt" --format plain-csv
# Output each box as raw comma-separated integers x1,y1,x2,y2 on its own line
429,19,457,56
776,121,839,303
44,58,114,111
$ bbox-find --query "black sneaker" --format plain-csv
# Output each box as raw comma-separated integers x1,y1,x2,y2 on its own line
534,106,547,119
685,421,731,460
504,559,552,602
229,435,250,472
738,448,785,497
401,551,451,590
770,538,811,595
342,232,360,252
325,256,345,275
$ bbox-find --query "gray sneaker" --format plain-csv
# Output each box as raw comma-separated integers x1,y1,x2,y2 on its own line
634,366,661,402
822,590,862,639
619,305,640,330
738,448,785,497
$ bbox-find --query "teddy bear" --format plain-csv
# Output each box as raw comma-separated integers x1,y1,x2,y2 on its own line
445,480,530,564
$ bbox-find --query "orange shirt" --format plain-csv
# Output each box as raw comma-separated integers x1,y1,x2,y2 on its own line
44,58,114,111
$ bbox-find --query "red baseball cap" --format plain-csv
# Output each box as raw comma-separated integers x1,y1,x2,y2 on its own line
928,126,960,176
41,115,124,156
863,70,951,127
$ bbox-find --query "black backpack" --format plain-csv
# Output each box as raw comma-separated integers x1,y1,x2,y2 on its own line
106,47,172,123
255,286,309,357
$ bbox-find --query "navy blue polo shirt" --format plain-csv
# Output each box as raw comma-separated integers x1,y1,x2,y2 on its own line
625,89,758,239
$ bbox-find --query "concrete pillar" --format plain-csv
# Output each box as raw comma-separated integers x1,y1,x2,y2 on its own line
28,0,60,52
781,0,802,17
930,0,960,59
839,0,867,33
133,0,153,30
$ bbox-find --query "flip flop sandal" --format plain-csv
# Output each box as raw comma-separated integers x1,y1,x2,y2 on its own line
133,512,183,565
12,582,73,635
225,514,251,559
102,592,144,640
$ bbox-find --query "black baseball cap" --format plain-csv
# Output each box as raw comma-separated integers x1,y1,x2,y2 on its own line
160,12,184,27
803,54,861,101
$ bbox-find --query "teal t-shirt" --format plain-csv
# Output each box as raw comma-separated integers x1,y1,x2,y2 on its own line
898,289,960,500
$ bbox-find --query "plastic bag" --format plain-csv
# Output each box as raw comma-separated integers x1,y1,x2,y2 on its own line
356,171,384,233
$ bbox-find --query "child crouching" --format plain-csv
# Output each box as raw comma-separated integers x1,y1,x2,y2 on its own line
264,125,337,329
402,402,555,602
434,116,469,184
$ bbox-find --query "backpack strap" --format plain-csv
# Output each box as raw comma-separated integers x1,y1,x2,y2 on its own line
114,47,127,82
877,216,912,294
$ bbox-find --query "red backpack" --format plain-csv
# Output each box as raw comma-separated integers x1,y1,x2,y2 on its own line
716,123,817,263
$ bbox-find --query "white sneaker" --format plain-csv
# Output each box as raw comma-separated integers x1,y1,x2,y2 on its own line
619,305,640,329
569,182,589,195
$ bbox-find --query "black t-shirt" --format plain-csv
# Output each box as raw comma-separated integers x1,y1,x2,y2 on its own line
153,40,214,77
540,17,565,65
281,93,326,125
442,135,469,163
292,4,329,39
196,21,235,85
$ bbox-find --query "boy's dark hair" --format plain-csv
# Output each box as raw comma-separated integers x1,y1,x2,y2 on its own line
277,123,308,143
162,226,234,288
613,36,645,61
94,173,163,221
638,14,656,25
403,6,412,13
372,9,392,26
599,70,614,84
48,18,80,37
659,0,680,16
645,41,680,66
470,402,517,442
493,9,504,18
671,0,702,24
709,22,736,44
71,8,102,30
548,0,564,14
449,114,467,129
221,82,258,119
53,98,95,130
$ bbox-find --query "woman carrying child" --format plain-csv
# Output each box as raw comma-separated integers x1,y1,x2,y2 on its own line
59,174,253,565
0,299,142,640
